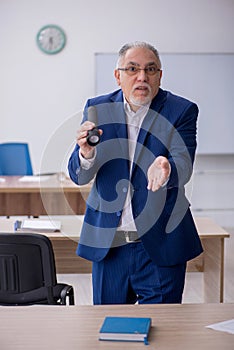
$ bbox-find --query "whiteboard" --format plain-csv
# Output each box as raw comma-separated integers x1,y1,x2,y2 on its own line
95,53,234,154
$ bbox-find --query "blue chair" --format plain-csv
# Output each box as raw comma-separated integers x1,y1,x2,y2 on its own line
0,142,33,175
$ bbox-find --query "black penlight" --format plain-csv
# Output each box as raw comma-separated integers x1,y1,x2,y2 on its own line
86,106,101,146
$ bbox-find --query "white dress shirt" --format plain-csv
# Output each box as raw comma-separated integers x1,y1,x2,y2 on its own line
117,100,150,231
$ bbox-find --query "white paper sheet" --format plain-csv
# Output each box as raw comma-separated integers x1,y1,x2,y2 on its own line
18,176,51,182
20,219,61,231
206,319,234,335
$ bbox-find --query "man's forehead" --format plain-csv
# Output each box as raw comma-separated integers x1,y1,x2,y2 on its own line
125,60,157,67
122,47,158,64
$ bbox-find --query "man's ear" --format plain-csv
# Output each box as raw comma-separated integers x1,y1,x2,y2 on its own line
159,70,163,86
114,69,121,86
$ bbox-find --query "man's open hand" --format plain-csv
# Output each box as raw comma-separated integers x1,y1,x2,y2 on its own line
147,156,171,191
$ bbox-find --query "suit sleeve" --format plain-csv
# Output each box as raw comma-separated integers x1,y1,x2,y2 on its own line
167,102,198,188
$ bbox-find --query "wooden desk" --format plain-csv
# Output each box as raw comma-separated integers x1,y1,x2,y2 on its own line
0,175,89,216
192,217,230,303
0,303,233,349
0,216,230,303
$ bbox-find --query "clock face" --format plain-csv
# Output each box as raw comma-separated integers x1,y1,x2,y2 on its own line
36,25,66,54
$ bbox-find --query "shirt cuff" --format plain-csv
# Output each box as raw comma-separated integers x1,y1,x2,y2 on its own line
79,149,96,170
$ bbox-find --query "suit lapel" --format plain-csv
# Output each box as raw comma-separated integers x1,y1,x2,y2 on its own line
108,89,168,174
109,91,129,162
133,89,167,172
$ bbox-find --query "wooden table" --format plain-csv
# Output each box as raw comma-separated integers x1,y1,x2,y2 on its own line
0,175,90,216
193,217,230,303
0,303,233,349
0,216,230,303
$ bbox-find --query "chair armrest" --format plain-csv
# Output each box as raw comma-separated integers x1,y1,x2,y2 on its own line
59,285,75,305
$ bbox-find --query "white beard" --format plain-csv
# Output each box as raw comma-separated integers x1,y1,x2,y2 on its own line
129,85,152,107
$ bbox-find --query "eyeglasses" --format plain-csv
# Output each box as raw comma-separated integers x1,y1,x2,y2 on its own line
118,65,161,76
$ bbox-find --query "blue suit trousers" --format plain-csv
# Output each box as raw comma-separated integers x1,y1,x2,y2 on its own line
92,242,186,304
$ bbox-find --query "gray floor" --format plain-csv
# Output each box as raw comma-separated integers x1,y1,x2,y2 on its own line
58,227,234,305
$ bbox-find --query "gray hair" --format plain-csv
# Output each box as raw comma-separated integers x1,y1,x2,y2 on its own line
117,41,161,68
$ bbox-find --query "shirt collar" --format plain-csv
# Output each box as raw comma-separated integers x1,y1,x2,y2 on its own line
123,97,150,117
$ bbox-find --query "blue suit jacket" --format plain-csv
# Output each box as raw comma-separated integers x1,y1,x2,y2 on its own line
68,88,203,266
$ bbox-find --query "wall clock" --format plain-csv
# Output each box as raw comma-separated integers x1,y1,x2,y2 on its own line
36,24,66,54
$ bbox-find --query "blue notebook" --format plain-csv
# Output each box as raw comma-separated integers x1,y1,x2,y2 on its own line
99,316,151,344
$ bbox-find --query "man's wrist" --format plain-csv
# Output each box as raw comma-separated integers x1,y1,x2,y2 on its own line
79,148,96,170
80,149,95,159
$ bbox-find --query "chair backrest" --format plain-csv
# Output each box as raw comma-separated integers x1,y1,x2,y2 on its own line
0,233,57,296
0,142,33,175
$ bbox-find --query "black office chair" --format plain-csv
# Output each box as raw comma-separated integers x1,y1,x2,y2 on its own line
0,142,33,175
0,233,75,305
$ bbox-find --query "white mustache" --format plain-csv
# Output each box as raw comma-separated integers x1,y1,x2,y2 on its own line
133,83,151,92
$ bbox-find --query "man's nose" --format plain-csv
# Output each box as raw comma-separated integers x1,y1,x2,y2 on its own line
136,69,148,81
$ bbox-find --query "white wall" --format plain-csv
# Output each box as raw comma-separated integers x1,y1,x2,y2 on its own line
1,0,234,226
188,154,234,228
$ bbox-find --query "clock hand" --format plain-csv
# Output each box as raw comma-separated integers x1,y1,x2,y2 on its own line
49,37,53,50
